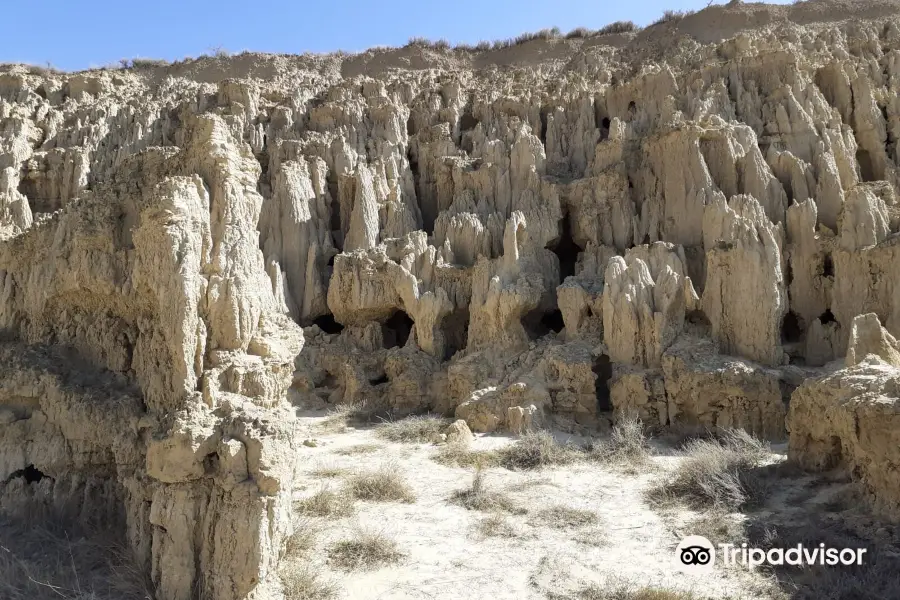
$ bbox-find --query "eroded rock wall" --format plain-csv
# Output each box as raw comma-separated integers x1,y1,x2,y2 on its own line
4,0,900,595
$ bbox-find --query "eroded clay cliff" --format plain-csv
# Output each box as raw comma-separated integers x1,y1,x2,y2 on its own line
3,0,900,597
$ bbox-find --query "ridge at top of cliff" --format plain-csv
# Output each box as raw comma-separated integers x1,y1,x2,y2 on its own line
4,0,900,86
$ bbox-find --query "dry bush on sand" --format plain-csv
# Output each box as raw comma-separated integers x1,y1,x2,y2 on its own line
0,516,154,600
497,430,582,470
318,402,378,432
583,415,652,468
283,519,321,559
374,414,449,443
334,443,382,456
531,505,599,529
645,429,771,511
309,465,350,479
327,529,404,572
280,564,338,600
347,465,416,503
597,21,638,35
652,10,694,26
433,442,500,468
474,514,519,539
294,487,355,518
450,468,525,514
574,581,699,599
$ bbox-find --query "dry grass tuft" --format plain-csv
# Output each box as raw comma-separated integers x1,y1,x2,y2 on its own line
531,505,598,529
309,466,350,479
646,429,771,511
283,520,320,558
374,414,449,443
474,514,519,539
318,401,380,433
0,516,154,600
450,468,525,514
497,430,581,470
597,21,638,35
280,564,338,600
327,529,404,572
686,510,746,547
574,581,699,599
433,441,500,468
347,465,416,503
334,443,382,456
294,487,355,518
651,10,694,26
584,415,652,469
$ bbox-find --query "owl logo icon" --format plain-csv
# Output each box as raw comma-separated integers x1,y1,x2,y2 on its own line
676,536,716,573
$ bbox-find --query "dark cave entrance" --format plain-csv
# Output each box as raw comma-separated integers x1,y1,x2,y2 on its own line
548,213,583,282
593,355,613,413
819,309,837,325
781,311,803,344
9,465,47,484
822,253,834,278
383,310,414,349
442,308,470,360
313,314,345,334
541,310,565,334
524,307,565,339
857,148,877,182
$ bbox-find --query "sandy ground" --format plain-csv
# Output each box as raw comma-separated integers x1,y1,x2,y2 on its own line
289,414,784,600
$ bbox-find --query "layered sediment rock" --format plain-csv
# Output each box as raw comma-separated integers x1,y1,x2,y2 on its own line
4,0,900,596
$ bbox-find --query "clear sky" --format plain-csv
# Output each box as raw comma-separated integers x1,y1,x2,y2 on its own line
3,0,794,72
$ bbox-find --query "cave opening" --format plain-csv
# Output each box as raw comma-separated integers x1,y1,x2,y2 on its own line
593,355,613,413
406,115,416,137
548,213,583,282
819,309,837,325
442,308,470,360
541,310,565,334
383,310,414,349
822,253,834,278
313,314,345,334
539,107,549,147
459,112,478,132
857,148,877,182
9,465,46,484
369,373,389,386
781,311,803,344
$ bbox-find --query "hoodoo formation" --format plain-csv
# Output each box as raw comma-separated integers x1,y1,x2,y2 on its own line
1,1,900,598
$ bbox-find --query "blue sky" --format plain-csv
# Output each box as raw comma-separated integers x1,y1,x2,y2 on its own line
4,0,793,72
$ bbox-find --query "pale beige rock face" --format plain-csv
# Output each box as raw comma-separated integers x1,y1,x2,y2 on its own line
5,0,900,595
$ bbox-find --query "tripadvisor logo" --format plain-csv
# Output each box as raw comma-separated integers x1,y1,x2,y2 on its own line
675,536,868,573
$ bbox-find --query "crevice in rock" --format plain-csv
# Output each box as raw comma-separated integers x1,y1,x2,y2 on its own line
369,373,389,386
547,213,582,281
382,310,414,349
313,314,345,334
442,307,469,359
406,115,416,137
685,309,711,336
539,107,549,147
857,148,877,182
593,354,613,413
819,309,837,325
822,253,834,278
459,112,477,133
781,311,803,344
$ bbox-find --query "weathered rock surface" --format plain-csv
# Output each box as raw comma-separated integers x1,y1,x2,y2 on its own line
5,0,900,596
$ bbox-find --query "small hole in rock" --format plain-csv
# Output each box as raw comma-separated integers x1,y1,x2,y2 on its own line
369,374,389,386
781,311,803,344
819,309,837,325
540,310,565,334
313,314,345,334
383,310,414,349
593,355,613,413
822,254,834,278
10,465,46,484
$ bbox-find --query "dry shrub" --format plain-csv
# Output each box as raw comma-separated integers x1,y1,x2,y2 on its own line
575,581,699,599
0,516,154,600
374,414,449,443
652,10,694,26
280,565,337,600
531,505,598,529
646,429,771,511
294,487,355,518
497,430,581,470
334,443,382,456
309,466,350,479
584,415,652,468
433,442,500,468
513,27,562,45
283,519,320,558
327,529,404,571
450,468,524,514
474,514,519,538
597,21,638,35
347,465,416,503
565,27,593,39
318,401,377,433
